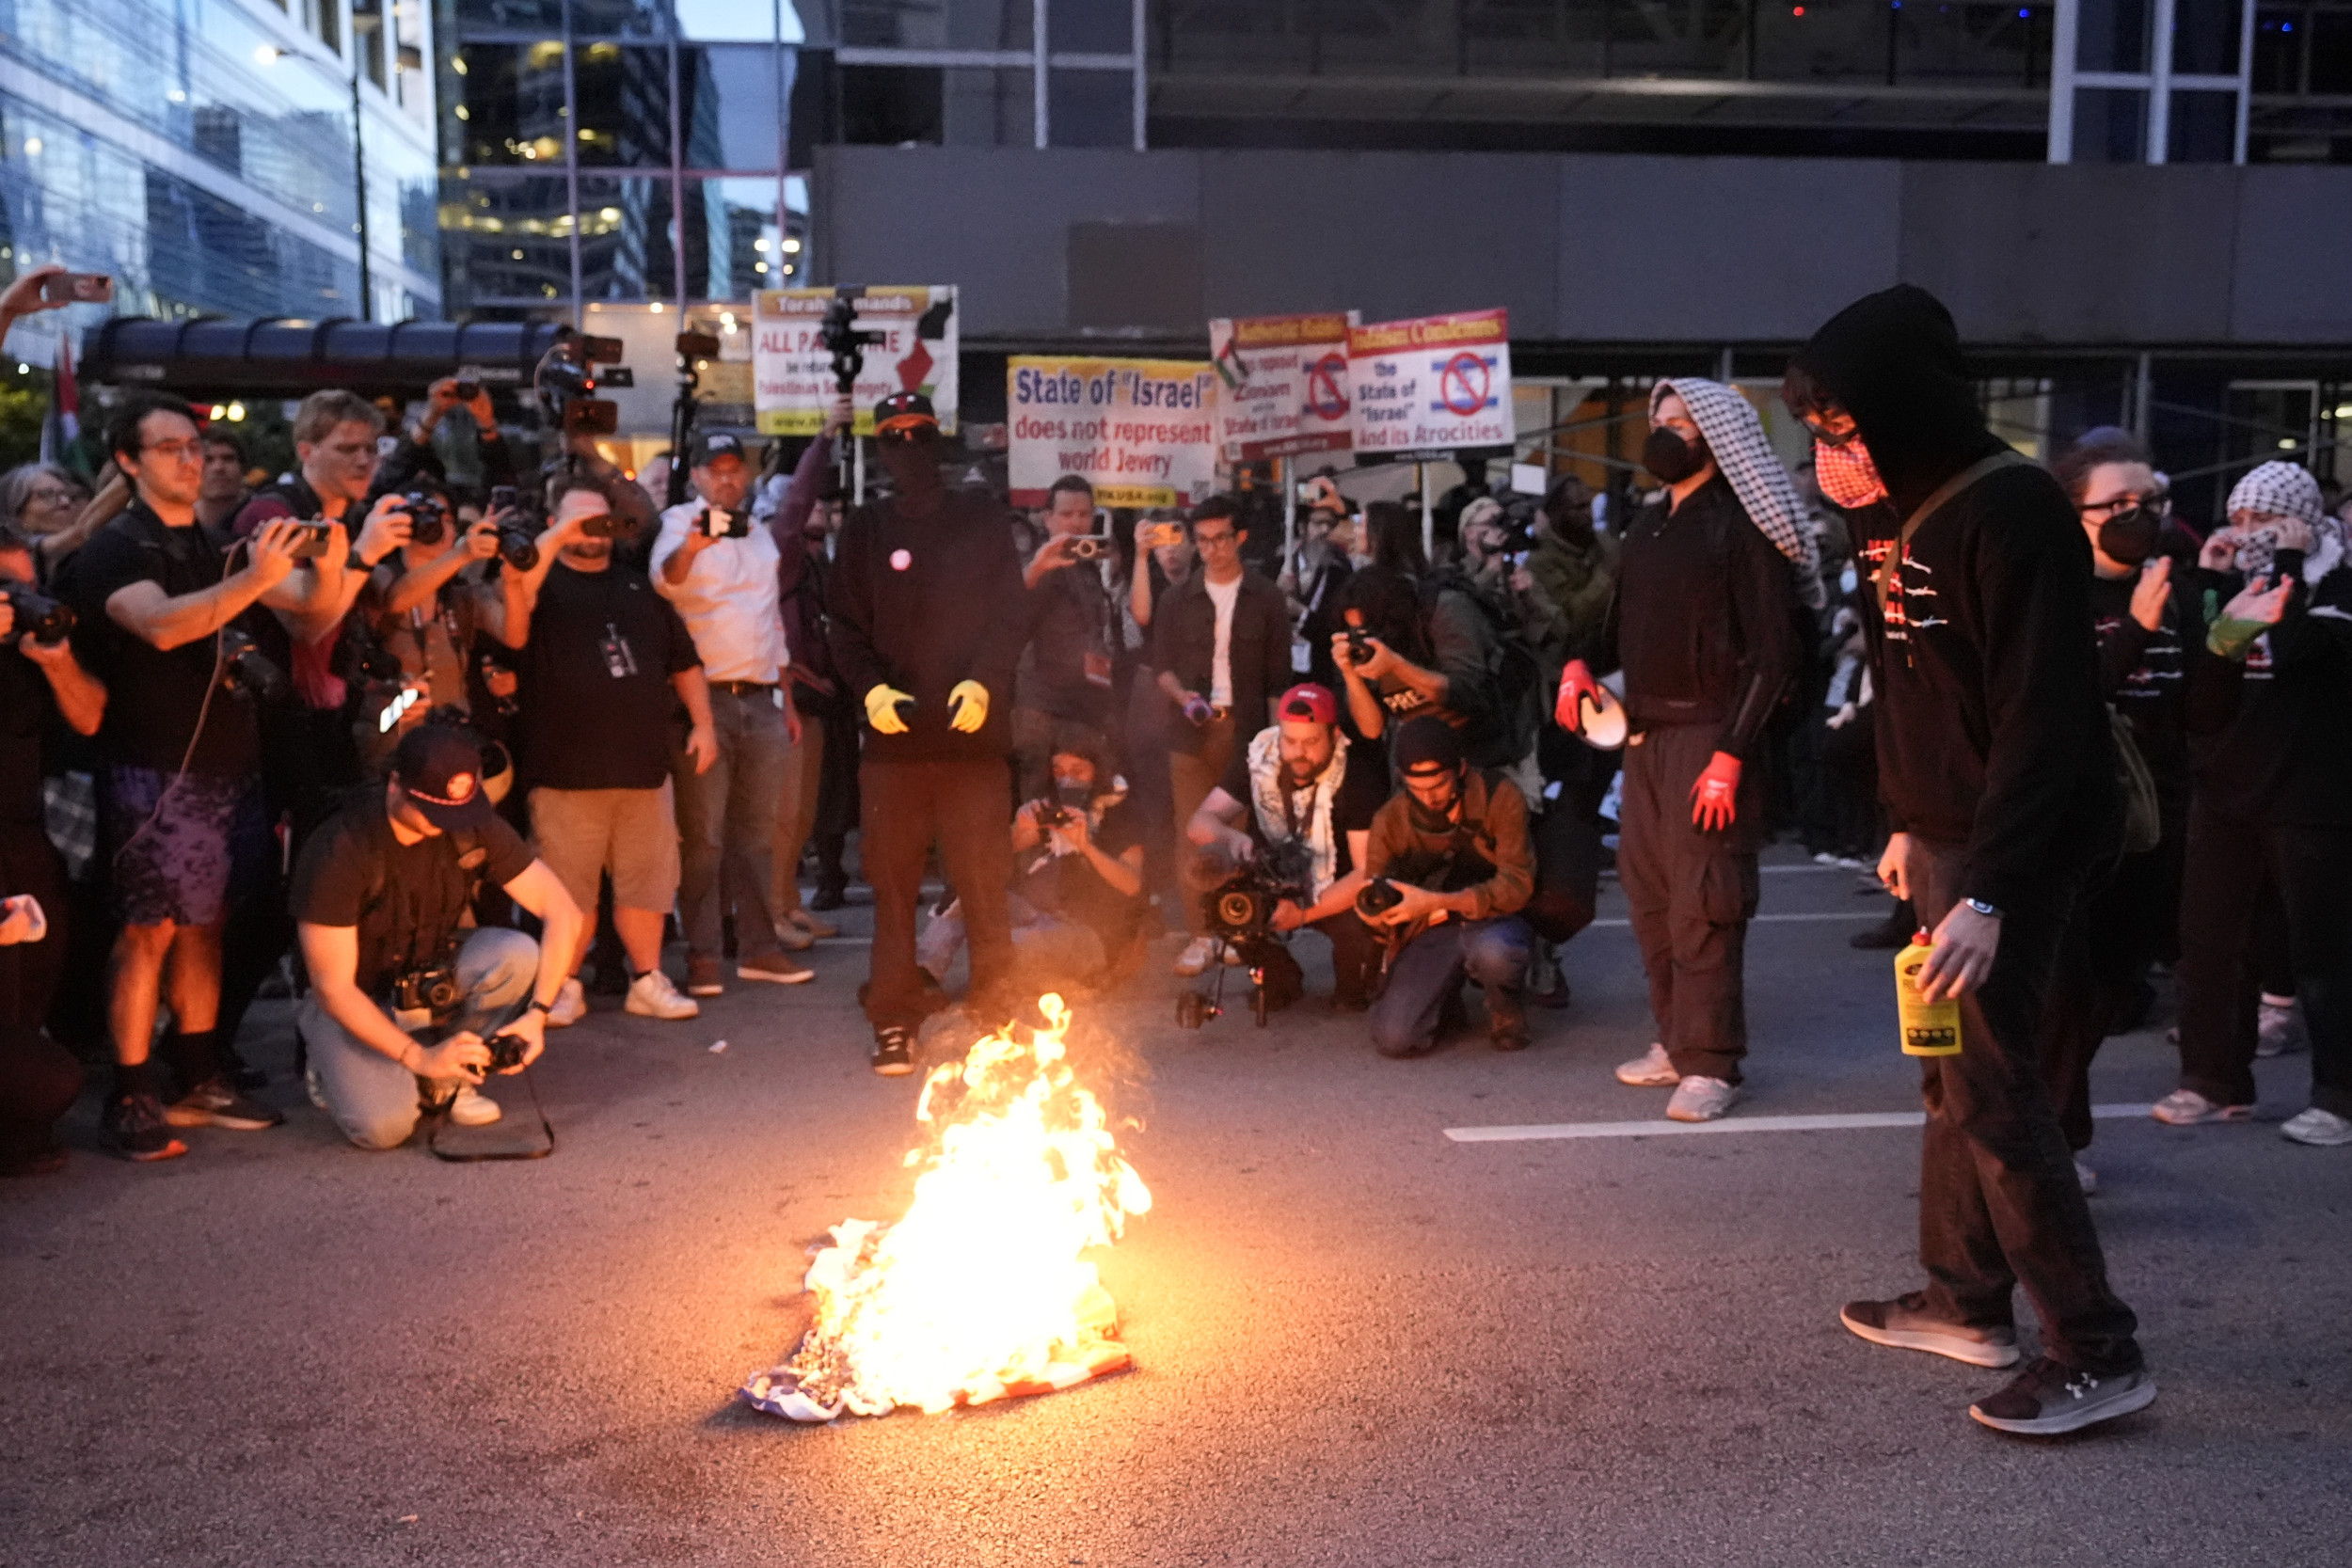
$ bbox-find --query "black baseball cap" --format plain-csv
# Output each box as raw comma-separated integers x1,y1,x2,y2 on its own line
1392,716,1465,776
390,724,497,831
688,431,746,467
873,390,939,439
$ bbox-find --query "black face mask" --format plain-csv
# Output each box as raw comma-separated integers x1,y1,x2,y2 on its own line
1054,778,1090,807
2097,508,2160,568
1642,428,1709,485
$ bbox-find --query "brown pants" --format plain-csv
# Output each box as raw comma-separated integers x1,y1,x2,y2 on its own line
860,757,1016,1031
1168,717,1238,936
771,715,823,919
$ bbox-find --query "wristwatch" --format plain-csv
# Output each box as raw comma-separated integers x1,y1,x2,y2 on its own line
527,996,555,1016
1963,897,2003,919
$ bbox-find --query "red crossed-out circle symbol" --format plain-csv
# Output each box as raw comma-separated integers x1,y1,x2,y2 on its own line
1302,354,1349,421
1437,351,1492,419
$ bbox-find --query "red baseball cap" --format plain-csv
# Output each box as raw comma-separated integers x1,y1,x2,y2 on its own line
1275,683,1338,727
390,724,497,832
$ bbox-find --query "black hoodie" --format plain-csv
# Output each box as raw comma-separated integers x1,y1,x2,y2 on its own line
1791,286,2117,913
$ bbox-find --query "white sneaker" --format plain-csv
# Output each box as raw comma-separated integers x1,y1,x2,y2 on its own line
626,968,701,1021
2256,1000,2303,1057
1665,1075,1740,1122
304,1063,329,1112
2281,1107,2352,1147
1613,1042,1679,1087
2151,1088,2252,1125
546,975,587,1028
2074,1159,2099,1195
451,1085,502,1127
1172,936,1219,977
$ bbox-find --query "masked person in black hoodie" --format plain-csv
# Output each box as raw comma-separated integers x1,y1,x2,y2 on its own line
829,392,1030,1076
1554,379,1809,1122
1784,285,2154,1438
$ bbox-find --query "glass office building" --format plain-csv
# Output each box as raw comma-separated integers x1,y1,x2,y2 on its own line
0,0,440,327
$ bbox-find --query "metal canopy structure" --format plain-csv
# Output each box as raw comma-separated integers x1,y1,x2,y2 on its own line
78,317,577,397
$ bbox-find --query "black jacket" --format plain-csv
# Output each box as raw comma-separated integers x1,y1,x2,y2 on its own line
1793,285,2117,913
1597,473,1800,759
827,486,1029,763
2189,549,2352,827
1149,567,1290,755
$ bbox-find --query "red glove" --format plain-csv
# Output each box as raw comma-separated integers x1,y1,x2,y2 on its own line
1691,751,1742,832
1554,660,1604,733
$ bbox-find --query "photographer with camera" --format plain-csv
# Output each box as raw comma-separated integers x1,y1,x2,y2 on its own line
376,376,517,500
293,725,582,1148
650,431,811,991
69,394,357,1160
1359,717,1537,1057
1013,474,1120,802
917,723,1147,995
1152,497,1291,978
1182,683,1387,1010
487,480,713,1024
1279,475,1355,695
361,481,506,729
1,527,104,1176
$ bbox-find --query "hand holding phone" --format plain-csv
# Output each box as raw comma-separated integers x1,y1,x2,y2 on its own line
39,273,113,306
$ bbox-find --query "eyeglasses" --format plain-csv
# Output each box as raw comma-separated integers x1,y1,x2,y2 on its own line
141,439,205,463
2079,493,2169,518
25,486,76,506
1194,529,1238,547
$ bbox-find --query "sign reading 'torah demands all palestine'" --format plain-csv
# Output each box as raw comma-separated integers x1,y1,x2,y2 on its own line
1347,308,1514,459
1007,356,1220,509
753,286,959,437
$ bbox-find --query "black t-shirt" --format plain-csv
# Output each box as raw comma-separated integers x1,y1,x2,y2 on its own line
70,501,262,777
291,787,535,997
1216,734,1390,880
1019,795,1144,927
0,642,51,826
515,561,699,791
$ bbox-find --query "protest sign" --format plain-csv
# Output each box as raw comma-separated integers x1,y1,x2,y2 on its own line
753,286,958,436
1008,357,1220,509
1208,312,1355,463
1347,309,1514,458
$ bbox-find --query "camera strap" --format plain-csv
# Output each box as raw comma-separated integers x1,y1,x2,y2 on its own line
424,996,556,1162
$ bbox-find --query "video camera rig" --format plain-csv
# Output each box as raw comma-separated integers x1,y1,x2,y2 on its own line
1175,838,1313,1030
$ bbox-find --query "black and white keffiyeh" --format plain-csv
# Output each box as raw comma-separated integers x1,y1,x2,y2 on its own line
1651,378,1827,610
2226,461,2344,585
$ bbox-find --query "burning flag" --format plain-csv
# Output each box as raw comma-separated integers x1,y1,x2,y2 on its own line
742,995,1150,1421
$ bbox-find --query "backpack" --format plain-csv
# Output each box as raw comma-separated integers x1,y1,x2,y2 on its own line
1419,573,1543,766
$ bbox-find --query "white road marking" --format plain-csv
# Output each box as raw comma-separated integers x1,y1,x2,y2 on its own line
1446,1104,2155,1143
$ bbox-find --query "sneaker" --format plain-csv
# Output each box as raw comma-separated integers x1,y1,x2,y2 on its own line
102,1090,187,1162
2151,1088,2252,1126
1812,850,1841,866
2256,999,2303,1057
1665,1075,1740,1122
450,1084,503,1127
1969,1356,2156,1436
546,975,588,1028
685,956,725,997
870,1025,915,1077
787,909,840,940
739,949,815,985
164,1076,285,1131
1172,936,1220,977
625,968,701,1020
1613,1042,1679,1087
771,918,817,953
2280,1107,2352,1147
809,881,848,911
1840,1293,2021,1369
2074,1159,2099,1195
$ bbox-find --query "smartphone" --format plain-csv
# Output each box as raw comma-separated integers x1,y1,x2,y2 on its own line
451,378,481,402
1139,521,1185,550
285,521,335,560
488,484,516,513
703,506,749,540
40,273,113,306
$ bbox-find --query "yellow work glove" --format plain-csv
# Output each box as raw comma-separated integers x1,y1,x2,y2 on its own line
946,680,990,734
864,684,914,736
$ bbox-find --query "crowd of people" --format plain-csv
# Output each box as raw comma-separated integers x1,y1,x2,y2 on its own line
2,267,2347,1435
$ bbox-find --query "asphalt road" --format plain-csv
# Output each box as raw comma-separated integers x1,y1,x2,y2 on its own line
6,852,2347,1567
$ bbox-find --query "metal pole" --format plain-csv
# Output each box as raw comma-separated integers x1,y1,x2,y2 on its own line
1130,0,1147,150
2047,0,2077,163
2233,0,2256,164
2132,353,2153,442
1033,0,1050,150
853,430,866,505
2147,0,2176,163
350,60,372,321
1280,455,1295,562
669,23,685,306
563,0,582,325
1418,461,1433,561
774,0,794,253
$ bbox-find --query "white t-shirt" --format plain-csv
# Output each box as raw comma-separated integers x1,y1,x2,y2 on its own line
1205,573,1242,707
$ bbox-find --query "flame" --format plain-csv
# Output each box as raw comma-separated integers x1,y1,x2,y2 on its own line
746,995,1151,1419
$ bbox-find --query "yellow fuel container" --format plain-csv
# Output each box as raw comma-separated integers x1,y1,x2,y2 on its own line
1896,929,1963,1056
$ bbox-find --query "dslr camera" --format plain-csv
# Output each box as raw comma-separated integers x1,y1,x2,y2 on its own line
402,491,451,547
1203,836,1313,947
390,957,464,1017
1067,534,1111,562
1354,877,1406,922
216,627,288,703
481,1030,530,1075
1,585,73,643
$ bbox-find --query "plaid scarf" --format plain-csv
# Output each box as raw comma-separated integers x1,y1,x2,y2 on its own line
2225,461,2344,585
1651,378,1826,610
1812,437,1888,512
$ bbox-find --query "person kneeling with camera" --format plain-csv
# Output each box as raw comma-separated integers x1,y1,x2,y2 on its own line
1359,717,1537,1056
1183,683,1388,1010
293,725,584,1149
